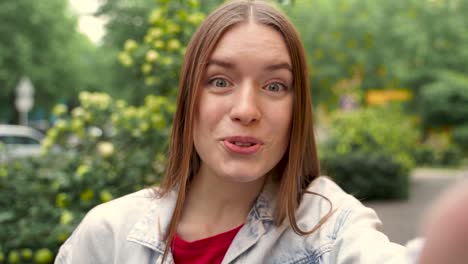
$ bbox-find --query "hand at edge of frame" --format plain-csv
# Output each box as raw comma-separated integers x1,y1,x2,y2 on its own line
418,177,468,264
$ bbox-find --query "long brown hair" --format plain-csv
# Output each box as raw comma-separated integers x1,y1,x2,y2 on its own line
157,0,332,259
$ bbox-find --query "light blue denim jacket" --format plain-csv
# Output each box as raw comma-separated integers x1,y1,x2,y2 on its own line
55,176,423,263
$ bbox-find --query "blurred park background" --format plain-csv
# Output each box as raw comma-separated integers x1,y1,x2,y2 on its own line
1,0,468,263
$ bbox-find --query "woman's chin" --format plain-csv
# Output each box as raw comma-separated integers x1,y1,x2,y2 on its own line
220,171,267,184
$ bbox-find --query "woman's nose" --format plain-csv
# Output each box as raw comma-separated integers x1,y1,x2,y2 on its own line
229,83,262,125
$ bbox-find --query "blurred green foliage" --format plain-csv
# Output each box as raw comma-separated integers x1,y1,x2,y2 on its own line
0,92,174,262
418,70,468,129
94,0,156,104
322,150,410,200
0,156,67,263
97,0,155,47
415,70,468,165
453,125,468,155
321,106,419,169
116,0,206,99
418,145,463,167
320,106,419,200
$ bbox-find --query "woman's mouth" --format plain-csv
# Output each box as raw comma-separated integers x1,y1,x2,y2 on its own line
222,137,263,155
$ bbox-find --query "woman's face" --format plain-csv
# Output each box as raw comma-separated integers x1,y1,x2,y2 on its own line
193,22,294,183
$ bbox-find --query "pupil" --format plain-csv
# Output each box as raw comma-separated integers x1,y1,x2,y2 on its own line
217,79,226,87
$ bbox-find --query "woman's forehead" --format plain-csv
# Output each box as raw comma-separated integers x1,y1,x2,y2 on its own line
208,22,292,66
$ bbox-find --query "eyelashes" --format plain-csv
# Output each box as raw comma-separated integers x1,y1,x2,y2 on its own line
208,77,290,92
209,77,231,88
265,82,288,92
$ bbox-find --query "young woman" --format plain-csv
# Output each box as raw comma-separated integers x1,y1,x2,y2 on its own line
55,1,468,263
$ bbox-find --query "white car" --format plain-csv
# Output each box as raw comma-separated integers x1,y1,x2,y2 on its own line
0,124,44,161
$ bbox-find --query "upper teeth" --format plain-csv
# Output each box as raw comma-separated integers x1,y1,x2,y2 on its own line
234,142,254,147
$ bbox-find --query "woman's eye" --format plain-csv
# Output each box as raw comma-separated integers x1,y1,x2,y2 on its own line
209,78,230,88
265,82,286,92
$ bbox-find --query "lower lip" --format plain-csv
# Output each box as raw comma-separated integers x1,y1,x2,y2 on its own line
223,140,261,155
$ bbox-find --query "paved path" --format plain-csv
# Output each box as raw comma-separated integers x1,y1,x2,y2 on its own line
364,167,468,245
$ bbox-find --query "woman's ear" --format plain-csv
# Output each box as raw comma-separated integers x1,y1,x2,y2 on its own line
418,178,468,264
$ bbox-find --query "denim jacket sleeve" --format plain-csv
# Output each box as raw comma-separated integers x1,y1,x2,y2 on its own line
323,194,424,263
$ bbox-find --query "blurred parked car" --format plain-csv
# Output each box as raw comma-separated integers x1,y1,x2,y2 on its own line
0,124,44,161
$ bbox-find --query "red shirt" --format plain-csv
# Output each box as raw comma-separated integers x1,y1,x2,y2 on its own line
171,224,243,264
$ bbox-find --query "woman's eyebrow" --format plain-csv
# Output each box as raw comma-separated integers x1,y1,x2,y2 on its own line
265,62,292,73
206,59,234,69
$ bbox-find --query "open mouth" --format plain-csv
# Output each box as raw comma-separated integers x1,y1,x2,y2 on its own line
223,137,263,154
231,141,256,147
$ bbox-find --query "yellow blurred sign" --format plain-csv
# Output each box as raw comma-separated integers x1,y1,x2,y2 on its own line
366,89,412,105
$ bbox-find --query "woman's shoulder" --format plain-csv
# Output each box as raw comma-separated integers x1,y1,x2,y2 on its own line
87,188,157,219
296,176,375,233
303,176,361,208
55,188,167,263
72,188,158,235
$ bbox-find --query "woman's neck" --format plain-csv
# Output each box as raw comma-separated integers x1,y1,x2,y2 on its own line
177,168,266,241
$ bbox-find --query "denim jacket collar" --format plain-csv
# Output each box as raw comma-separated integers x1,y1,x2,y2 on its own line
126,179,278,262
126,189,177,255
223,179,279,263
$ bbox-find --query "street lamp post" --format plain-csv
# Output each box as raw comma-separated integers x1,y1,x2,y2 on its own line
15,76,34,126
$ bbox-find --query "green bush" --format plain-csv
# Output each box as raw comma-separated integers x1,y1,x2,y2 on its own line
418,71,468,129
439,145,463,166
412,145,436,166
413,144,463,167
320,105,419,200
321,151,409,200
0,156,68,263
0,92,174,262
413,125,465,167
453,124,468,154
